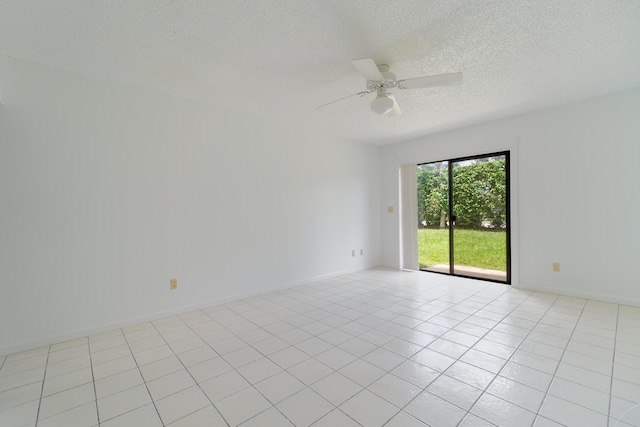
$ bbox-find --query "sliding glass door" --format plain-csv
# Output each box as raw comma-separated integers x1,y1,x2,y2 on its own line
417,152,510,283
417,161,450,273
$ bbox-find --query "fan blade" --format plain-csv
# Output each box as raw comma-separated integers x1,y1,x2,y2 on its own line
385,94,402,116
397,72,462,89
351,58,384,81
316,91,371,111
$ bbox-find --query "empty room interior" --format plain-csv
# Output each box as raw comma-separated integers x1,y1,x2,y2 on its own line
1,1,640,426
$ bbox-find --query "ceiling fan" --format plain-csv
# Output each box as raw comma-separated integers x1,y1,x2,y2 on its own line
317,58,462,116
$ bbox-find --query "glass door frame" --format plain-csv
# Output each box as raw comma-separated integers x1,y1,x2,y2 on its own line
419,150,511,285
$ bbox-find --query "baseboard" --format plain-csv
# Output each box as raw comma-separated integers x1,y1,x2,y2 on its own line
515,282,640,308
1,267,367,356
6,270,638,356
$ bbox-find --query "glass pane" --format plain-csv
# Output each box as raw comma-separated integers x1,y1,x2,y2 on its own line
417,161,450,273
452,155,507,281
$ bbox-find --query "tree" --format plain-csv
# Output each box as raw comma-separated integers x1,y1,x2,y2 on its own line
417,163,449,228
416,157,506,230
452,159,506,228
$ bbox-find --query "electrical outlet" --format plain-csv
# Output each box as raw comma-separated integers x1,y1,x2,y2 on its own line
170,278,178,290
352,250,355,257
552,263,560,272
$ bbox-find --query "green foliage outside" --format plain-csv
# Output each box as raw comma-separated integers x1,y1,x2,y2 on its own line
417,161,449,228
417,157,507,271
418,228,507,270
417,157,506,229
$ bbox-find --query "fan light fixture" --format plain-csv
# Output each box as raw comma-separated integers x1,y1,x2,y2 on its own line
370,91,394,115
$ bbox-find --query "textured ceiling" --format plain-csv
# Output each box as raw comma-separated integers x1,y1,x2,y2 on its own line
1,0,640,145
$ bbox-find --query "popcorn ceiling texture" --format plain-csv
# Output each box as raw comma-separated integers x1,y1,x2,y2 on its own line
1,0,639,144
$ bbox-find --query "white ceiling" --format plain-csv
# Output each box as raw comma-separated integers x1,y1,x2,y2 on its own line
2,0,640,145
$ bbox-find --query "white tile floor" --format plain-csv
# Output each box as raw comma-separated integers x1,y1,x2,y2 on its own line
1,269,640,427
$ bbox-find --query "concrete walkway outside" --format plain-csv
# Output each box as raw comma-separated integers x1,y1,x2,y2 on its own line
423,264,507,282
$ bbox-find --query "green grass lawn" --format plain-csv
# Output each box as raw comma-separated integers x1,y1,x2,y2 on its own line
418,228,507,271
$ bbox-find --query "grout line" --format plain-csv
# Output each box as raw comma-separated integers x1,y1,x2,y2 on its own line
323,280,531,426
121,328,166,426
180,304,332,427
536,300,620,424
460,300,560,423
423,288,561,426
86,338,101,427
32,345,51,427
205,279,399,425
607,304,620,427
528,295,586,425
243,281,607,426
198,299,343,426
145,316,232,427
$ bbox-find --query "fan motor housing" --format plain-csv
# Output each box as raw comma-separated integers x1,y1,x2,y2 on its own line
366,65,397,91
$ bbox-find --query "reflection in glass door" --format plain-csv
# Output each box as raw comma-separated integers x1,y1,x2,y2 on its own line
417,152,510,283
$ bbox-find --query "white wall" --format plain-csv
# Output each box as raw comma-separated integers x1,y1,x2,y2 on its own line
381,87,640,306
0,57,381,355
